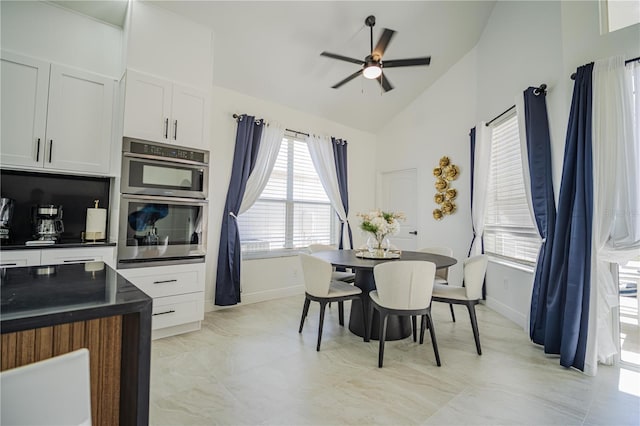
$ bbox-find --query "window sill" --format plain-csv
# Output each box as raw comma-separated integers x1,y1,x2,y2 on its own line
241,249,307,261
488,255,536,274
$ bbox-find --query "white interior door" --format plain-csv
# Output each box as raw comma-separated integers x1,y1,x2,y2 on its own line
379,168,418,251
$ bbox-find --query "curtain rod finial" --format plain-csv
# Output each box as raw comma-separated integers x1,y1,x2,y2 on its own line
533,83,547,96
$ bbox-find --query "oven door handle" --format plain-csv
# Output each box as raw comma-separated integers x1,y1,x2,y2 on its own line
120,193,209,204
122,151,209,167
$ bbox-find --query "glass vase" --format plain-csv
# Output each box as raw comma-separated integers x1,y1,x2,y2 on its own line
366,234,389,258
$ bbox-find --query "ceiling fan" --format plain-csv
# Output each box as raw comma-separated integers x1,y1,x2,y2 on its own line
321,15,431,92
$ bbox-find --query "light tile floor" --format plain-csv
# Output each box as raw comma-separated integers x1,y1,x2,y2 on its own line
150,296,640,425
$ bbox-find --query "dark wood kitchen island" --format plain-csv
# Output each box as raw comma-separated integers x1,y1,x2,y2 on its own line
0,262,152,426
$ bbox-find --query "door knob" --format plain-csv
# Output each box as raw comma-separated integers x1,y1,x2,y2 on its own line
409,231,418,235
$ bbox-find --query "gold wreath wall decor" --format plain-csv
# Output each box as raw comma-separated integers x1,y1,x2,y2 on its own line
433,156,460,220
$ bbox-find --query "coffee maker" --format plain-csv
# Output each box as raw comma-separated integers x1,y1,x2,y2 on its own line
32,205,64,242
0,198,14,242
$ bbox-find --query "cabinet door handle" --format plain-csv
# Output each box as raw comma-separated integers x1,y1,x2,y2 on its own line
173,120,178,140
153,279,178,284
164,118,169,139
409,230,418,235
153,310,176,316
63,259,96,263
36,138,41,162
48,140,53,163
1,263,17,267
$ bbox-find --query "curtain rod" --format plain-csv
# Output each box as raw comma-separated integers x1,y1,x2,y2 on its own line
485,84,547,127
231,113,310,136
570,55,640,80
285,128,310,137
232,113,263,124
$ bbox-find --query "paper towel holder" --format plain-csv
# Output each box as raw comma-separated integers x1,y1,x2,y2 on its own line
82,199,107,243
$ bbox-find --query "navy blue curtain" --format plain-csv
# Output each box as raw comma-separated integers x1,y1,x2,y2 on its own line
215,115,264,306
331,137,353,249
468,127,476,258
541,64,594,370
525,87,558,345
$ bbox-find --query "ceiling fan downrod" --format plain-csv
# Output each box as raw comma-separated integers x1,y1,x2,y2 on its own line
365,15,376,55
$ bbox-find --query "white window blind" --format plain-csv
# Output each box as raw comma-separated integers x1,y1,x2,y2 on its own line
238,136,336,254
484,112,541,264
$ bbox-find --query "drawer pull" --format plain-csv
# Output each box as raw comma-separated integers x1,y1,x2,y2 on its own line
1,263,17,267
153,279,178,284
153,310,176,316
63,259,96,263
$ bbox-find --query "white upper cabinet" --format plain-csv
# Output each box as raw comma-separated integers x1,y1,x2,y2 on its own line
0,51,115,175
0,52,50,168
123,69,210,149
122,70,173,142
171,84,209,149
46,64,114,174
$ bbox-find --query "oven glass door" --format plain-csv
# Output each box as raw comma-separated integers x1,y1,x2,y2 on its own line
121,156,207,199
118,195,207,265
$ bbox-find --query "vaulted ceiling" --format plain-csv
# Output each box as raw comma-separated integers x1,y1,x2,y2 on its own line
53,1,496,132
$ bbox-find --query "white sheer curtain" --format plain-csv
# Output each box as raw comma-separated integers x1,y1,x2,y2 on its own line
306,134,349,245
238,123,284,214
515,94,538,241
586,56,640,376
470,122,492,256
515,94,541,332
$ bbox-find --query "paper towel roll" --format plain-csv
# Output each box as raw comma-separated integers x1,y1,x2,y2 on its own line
85,208,106,240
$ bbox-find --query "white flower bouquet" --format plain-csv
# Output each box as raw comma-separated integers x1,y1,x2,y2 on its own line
357,210,405,254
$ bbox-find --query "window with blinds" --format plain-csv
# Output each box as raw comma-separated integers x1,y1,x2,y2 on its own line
237,136,336,255
484,112,541,264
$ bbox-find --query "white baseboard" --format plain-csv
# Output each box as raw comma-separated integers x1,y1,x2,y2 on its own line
204,285,305,312
485,296,527,329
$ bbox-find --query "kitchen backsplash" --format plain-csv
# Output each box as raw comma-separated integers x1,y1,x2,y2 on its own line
1,170,111,243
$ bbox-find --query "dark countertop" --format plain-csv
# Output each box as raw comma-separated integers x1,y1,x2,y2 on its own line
0,262,151,333
0,240,116,251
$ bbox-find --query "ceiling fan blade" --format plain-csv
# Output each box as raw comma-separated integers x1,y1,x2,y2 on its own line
372,28,396,59
321,51,365,65
332,69,363,89
383,57,431,68
376,72,394,92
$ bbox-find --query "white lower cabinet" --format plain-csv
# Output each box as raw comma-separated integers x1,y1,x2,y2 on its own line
0,247,115,268
151,293,204,337
0,250,41,268
40,247,115,266
117,263,205,339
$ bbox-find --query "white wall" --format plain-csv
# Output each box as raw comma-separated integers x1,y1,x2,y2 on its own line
0,1,122,77
375,0,639,328
126,1,213,88
375,49,478,286
205,86,377,311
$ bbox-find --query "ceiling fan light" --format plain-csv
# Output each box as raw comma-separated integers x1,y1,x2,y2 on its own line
363,65,382,79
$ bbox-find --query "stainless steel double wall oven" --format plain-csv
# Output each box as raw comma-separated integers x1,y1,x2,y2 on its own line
118,138,209,268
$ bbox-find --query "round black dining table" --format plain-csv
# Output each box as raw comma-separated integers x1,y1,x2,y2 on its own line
311,249,457,341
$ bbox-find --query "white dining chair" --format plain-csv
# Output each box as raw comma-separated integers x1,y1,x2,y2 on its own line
418,246,456,322
431,254,489,355
0,348,92,426
368,260,441,368
308,243,355,283
298,254,366,351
